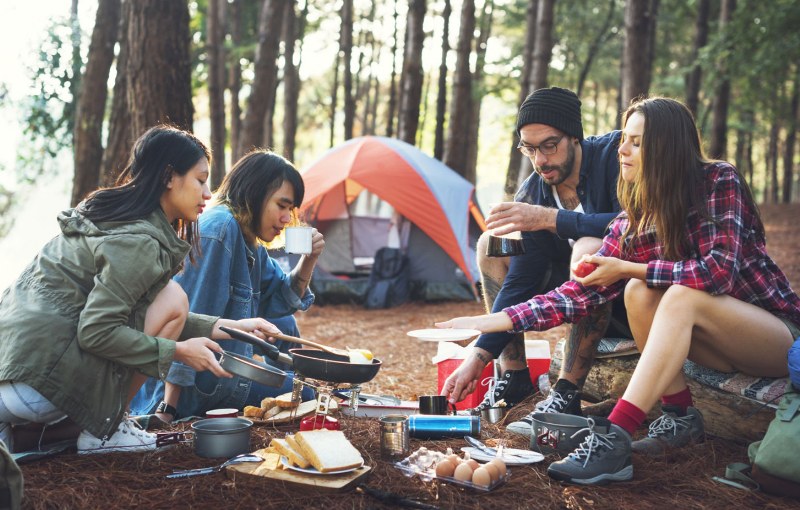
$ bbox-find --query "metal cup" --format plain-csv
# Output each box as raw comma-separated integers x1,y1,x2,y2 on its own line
379,414,410,460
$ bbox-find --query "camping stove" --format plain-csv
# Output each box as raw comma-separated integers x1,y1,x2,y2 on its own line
292,375,362,427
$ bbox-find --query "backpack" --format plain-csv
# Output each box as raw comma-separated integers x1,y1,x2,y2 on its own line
364,247,410,309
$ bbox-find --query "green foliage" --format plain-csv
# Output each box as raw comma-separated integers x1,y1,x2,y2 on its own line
18,17,80,182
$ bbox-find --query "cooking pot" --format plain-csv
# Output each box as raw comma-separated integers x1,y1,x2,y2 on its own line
216,350,287,387
219,326,382,384
191,417,253,458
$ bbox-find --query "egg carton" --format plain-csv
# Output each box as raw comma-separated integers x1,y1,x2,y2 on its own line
393,455,510,493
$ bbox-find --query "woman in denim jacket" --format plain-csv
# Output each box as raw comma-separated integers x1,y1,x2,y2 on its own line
132,151,323,422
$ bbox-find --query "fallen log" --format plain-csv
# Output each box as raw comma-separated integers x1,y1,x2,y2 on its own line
550,354,775,443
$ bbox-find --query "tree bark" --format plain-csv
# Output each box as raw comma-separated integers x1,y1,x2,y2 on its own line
465,0,494,184
767,117,780,204
782,66,799,203
72,0,121,206
341,0,355,140
330,50,340,147
433,0,451,161
282,0,300,162
127,0,194,135
517,0,555,188
621,0,658,107
442,0,475,177
685,0,710,117
238,0,286,155
708,0,736,160
207,0,227,188
228,0,243,162
397,0,427,145
386,0,400,137
100,0,131,186
504,0,538,200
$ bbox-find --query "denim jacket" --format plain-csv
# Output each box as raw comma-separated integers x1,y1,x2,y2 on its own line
131,205,315,416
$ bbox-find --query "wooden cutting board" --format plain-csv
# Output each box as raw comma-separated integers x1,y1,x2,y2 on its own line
225,462,371,492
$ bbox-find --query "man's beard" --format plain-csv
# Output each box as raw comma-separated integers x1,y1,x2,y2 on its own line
535,142,576,186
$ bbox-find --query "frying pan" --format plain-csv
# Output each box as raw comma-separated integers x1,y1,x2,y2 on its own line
219,326,382,384
216,350,287,387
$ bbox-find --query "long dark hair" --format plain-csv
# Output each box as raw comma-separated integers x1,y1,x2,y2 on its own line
617,97,762,259
215,150,304,245
77,125,211,247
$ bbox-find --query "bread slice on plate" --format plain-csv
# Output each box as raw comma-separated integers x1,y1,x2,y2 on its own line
270,437,310,469
274,391,299,408
293,429,364,473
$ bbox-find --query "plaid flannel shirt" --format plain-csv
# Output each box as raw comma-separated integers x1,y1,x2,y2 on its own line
505,162,800,332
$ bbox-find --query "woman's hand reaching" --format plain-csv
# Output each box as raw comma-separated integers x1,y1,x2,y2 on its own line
571,254,644,287
173,337,231,377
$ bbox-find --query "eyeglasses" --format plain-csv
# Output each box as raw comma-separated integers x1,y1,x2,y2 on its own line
516,136,564,157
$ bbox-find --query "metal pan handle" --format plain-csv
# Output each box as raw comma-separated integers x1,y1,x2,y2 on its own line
219,326,288,364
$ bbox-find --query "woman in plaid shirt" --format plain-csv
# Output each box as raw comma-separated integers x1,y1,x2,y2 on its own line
438,97,800,485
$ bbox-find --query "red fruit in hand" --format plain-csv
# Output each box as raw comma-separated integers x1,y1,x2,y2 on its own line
574,261,598,278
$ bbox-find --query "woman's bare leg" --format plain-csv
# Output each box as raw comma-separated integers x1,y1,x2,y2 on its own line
128,281,189,419
621,282,792,413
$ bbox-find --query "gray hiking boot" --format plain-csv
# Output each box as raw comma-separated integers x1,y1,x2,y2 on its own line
547,417,633,485
631,405,705,455
472,368,535,413
506,387,582,436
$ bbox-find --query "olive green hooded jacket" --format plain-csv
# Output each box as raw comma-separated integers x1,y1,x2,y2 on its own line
0,208,217,439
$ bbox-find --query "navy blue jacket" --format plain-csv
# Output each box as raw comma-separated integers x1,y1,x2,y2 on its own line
476,131,622,357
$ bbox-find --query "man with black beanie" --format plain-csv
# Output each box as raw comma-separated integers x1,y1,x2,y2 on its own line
440,87,631,437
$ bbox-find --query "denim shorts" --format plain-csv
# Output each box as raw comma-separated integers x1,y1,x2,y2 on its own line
0,381,66,425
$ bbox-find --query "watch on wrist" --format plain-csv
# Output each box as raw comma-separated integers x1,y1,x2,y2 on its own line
156,401,177,416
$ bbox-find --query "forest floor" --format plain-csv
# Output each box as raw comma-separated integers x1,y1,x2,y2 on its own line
17,204,800,509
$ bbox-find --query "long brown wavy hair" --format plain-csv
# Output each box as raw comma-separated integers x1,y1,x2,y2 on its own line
617,97,761,260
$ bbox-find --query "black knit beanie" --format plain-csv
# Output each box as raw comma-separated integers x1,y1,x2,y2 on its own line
516,87,583,140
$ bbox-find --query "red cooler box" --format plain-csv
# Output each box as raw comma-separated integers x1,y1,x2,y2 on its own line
436,358,496,411
525,339,551,388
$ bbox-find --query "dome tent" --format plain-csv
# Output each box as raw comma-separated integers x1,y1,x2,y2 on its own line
294,136,485,304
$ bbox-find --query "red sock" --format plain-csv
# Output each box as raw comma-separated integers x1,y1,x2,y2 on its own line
608,399,647,436
660,387,693,413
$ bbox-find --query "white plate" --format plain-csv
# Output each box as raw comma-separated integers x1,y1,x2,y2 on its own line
279,456,363,475
460,446,544,465
406,328,482,342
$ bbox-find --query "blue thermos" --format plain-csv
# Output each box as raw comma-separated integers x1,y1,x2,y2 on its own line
408,415,480,439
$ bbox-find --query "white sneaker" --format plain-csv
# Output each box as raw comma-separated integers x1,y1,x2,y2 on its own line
77,415,157,454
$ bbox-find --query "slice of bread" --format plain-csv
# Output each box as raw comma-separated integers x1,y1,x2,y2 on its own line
275,391,299,408
293,430,364,473
260,396,277,410
270,437,310,469
243,405,265,419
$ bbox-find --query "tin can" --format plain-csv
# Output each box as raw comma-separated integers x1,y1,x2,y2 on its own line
380,414,410,459
408,415,480,440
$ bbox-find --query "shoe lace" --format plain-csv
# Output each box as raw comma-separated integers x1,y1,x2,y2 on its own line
567,418,617,468
646,412,692,439
535,390,569,413
119,413,151,439
476,377,508,409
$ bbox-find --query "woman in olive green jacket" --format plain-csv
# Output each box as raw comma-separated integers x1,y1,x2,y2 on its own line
0,125,281,454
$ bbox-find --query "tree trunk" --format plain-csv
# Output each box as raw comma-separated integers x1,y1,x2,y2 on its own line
433,0,451,161
443,0,474,177
330,50,340,147
767,118,780,204
685,0,710,117
238,0,286,155
708,0,736,160
72,0,121,206
358,2,378,135
397,0,427,145
504,0,538,200
575,0,616,98
465,0,494,184
282,0,301,162
782,66,799,204
341,0,355,140
529,0,555,91
207,0,227,188
517,0,556,188
228,0,243,161
621,0,658,107
100,0,131,186
68,0,82,139
127,0,194,135
386,0,400,137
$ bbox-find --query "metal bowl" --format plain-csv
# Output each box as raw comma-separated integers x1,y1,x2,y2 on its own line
480,406,508,424
530,412,590,455
191,417,253,458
